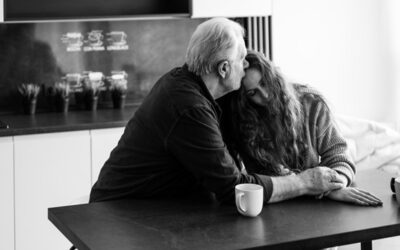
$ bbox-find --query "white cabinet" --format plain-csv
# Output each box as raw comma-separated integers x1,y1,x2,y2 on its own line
90,127,124,185
190,0,272,18
0,136,14,250
5,127,124,250
14,131,91,250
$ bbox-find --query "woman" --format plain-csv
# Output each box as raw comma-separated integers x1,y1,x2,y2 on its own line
220,50,382,205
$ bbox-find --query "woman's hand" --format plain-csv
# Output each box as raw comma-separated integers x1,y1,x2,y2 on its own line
326,187,383,206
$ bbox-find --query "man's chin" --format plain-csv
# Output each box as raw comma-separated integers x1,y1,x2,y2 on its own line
227,85,240,93
233,83,241,91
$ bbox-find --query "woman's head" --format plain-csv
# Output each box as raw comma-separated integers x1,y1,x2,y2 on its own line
229,50,305,175
237,50,302,127
241,50,297,109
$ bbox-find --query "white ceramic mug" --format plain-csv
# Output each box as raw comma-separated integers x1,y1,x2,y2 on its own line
235,184,263,217
394,177,400,204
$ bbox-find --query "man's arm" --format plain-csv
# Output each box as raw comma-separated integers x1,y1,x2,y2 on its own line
269,167,345,203
167,106,273,203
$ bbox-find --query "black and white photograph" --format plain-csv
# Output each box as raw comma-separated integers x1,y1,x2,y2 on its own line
0,0,399,249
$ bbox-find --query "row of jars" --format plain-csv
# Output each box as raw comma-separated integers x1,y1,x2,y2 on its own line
17,71,128,114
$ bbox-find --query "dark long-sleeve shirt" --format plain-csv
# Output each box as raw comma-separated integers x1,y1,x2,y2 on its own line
89,65,273,203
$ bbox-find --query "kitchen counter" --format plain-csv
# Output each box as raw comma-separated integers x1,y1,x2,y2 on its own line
0,106,138,137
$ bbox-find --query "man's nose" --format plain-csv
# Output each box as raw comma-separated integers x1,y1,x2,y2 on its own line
243,59,249,69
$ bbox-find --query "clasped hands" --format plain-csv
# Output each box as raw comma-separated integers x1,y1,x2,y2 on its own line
298,166,382,206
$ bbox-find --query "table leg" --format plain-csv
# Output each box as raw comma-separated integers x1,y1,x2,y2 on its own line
361,241,372,250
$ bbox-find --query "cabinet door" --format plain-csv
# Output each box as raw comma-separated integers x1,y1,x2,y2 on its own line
190,0,272,18
90,127,124,185
14,131,91,250
0,136,14,250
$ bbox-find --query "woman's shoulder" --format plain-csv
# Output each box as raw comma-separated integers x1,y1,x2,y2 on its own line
293,83,321,97
293,83,335,133
292,83,328,106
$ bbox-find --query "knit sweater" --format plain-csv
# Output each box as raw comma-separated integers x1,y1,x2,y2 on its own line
219,84,356,197
294,85,355,183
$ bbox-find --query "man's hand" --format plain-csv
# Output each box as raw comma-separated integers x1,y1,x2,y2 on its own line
335,173,348,187
326,187,383,206
298,167,345,195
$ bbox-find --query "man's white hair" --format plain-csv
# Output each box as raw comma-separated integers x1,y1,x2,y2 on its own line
185,17,244,76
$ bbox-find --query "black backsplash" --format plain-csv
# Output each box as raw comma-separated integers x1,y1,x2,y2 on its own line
0,18,207,114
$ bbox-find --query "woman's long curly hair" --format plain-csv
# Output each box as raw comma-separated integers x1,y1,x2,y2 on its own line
229,50,306,175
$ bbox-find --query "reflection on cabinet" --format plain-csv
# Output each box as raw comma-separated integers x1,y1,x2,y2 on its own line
190,0,272,18
14,131,91,250
0,136,14,250
91,127,125,185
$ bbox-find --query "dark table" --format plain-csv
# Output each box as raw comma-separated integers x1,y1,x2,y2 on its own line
49,170,400,250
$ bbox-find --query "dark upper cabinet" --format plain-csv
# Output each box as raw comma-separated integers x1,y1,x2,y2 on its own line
4,0,189,21
1,0,273,22
190,0,271,18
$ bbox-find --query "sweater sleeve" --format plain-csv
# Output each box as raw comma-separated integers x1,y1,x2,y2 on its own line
315,101,356,185
166,106,273,203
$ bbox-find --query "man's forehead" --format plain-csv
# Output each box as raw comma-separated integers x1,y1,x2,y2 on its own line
236,36,246,53
234,37,246,56
223,36,245,60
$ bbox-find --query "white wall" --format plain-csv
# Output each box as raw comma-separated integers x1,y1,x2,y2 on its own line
0,0,4,22
272,0,399,127
384,0,400,129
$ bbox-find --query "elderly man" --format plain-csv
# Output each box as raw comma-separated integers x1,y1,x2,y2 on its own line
90,17,345,204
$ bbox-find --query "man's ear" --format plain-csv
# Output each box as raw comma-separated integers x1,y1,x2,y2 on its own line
217,60,230,79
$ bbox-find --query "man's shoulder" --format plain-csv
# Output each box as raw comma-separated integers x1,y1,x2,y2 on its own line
160,68,213,110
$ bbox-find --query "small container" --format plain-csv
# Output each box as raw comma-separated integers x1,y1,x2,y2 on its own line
22,98,37,115
391,177,396,193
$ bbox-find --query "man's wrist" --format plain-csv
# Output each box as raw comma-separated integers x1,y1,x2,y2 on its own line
269,174,308,203
295,173,310,195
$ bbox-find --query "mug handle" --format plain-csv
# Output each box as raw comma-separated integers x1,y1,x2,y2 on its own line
236,192,247,213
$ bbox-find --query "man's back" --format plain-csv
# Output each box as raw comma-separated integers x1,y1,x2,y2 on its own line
89,65,229,202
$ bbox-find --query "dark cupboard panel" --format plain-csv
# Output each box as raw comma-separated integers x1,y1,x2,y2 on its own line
0,18,205,114
5,0,189,21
